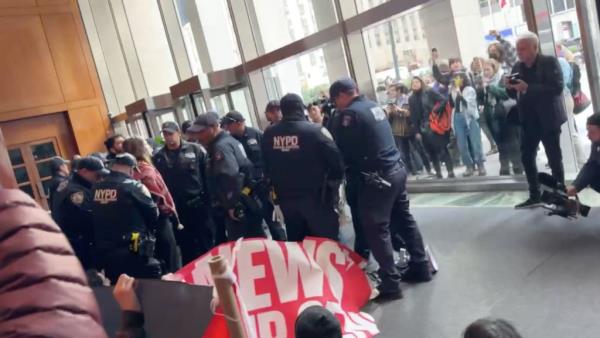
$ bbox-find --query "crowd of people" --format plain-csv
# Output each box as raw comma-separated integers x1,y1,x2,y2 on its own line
32,29,600,337
378,30,590,186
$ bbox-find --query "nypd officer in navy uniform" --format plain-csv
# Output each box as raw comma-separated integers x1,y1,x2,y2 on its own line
51,156,108,269
261,93,345,242
187,113,266,241
153,121,214,264
92,153,162,283
221,111,287,241
329,78,432,300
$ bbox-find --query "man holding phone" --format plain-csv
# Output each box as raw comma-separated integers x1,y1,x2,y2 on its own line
505,32,567,209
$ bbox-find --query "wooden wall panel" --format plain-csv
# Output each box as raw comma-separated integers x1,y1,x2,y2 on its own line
0,15,64,113
0,0,36,8
0,128,17,189
37,0,69,6
42,13,95,102
67,105,110,155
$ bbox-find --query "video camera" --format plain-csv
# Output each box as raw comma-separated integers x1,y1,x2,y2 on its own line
538,173,590,219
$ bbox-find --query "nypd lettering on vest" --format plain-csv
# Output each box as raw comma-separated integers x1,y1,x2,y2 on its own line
273,135,299,152
94,189,118,204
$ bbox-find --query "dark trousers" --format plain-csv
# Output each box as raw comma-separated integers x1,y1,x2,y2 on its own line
155,214,181,273
395,135,431,174
256,185,287,241
357,165,427,292
521,125,565,197
422,131,454,176
225,216,266,241
176,203,214,265
346,181,369,260
498,125,523,174
279,195,339,242
211,206,228,246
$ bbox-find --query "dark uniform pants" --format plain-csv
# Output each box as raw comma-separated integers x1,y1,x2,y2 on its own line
212,206,228,246
521,125,565,197
278,195,339,242
256,184,287,241
356,165,427,292
176,203,214,265
156,214,181,273
102,249,162,284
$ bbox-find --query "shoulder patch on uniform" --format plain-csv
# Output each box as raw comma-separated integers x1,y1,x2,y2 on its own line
370,106,387,121
320,127,333,140
184,152,196,159
70,191,84,205
247,138,258,145
57,180,68,192
214,151,224,161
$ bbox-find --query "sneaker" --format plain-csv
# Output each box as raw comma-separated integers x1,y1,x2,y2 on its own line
400,262,433,283
477,164,487,176
463,166,475,177
486,147,499,156
515,197,543,209
447,172,456,179
499,168,511,176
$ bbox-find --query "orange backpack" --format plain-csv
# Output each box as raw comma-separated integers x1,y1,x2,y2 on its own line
429,101,452,135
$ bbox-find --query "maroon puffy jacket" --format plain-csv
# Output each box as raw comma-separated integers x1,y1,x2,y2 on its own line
0,189,108,338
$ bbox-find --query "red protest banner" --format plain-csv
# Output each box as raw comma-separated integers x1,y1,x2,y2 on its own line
175,237,379,338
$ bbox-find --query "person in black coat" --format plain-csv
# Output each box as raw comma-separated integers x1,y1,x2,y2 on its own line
506,32,567,209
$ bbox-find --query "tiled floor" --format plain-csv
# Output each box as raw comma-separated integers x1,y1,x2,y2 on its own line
365,206,600,338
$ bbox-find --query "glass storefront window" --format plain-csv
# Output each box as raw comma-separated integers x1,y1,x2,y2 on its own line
230,87,255,127
123,0,179,96
355,0,391,14
196,0,241,70
210,94,230,115
256,39,348,103
249,0,337,54
360,0,586,183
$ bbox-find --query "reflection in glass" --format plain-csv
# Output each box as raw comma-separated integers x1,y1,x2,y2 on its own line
14,167,29,184
42,178,52,197
230,88,253,127
37,160,53,179
211,95,230,115
9,148,24,165
158,111,177,126
31,142,57,161
20,184,34,198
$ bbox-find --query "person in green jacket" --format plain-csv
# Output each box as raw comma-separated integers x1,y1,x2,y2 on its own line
480,59,523,176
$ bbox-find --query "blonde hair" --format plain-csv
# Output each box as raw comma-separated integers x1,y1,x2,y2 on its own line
122,137,152,164
483,59,500,75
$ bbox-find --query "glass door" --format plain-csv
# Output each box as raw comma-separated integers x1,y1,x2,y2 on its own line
8,138,61,209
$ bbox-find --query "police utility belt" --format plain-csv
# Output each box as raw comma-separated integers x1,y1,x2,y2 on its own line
123,231,156,258
360,161,403,190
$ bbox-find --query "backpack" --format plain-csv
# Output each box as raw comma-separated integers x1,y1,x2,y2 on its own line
429,100,452,135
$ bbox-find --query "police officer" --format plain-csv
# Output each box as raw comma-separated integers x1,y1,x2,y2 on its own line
46,156,70,207
92,153,161,283
51,156,108,269
329,78,432,300
262,93,345,242
153,121,214,264
187,113,266,240
221,111,287,241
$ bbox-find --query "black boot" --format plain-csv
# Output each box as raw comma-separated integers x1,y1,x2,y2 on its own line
400,261,433,283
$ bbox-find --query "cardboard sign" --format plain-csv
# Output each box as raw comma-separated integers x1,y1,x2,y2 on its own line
175,237,379,338
94,280,214,338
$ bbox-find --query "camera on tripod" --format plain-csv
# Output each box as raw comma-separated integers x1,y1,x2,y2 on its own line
538,173,590,218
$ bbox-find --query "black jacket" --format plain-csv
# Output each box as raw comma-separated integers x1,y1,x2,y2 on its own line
232,126,264,181
92,171,158,252
262,115,344,198
331,95,401,175
51,173,94,244
507,54,567,133
408,89,445,133
206,132,254,209
573,142,600,191
46,173,69,209
153,141,207,206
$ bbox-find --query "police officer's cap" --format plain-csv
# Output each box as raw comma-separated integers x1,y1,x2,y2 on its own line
77,156,110,175
187,113,220,133
221,111,245,126
161,121,180,134
280,93,306,116
112,153,137,167
329,77,358,99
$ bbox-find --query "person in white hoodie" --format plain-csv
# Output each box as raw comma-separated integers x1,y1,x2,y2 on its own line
450,72,486,177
